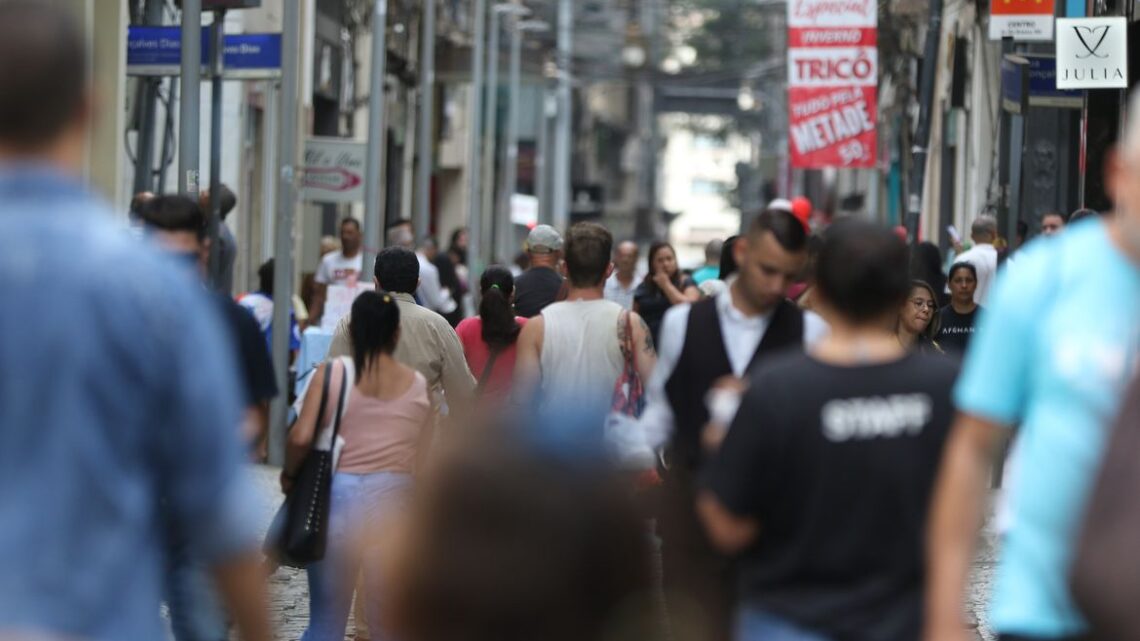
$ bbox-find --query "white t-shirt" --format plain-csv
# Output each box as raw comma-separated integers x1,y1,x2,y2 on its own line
953,243,998,305
315,251,364,287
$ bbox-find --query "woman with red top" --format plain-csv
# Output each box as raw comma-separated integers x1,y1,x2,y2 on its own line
455,266,528,409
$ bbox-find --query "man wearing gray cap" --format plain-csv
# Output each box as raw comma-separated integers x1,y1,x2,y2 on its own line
513,224,566,318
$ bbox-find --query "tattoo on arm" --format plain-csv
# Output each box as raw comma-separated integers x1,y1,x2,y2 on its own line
617,313,631,347
638,316,656,356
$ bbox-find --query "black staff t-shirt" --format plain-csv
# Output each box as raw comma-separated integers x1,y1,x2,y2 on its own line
937,306,982,355
703,351,959,641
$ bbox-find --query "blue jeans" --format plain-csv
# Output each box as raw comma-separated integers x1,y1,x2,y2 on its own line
736,607,834,641
301,471,413,641
166,535,228,641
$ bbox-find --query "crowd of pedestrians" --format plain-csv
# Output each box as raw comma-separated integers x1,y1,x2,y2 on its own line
5,5,1140,641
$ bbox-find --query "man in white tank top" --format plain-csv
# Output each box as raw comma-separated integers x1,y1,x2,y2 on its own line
514,223,657,412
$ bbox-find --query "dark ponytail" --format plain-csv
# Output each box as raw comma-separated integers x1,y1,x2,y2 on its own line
349,290,401,373
479,265,521,348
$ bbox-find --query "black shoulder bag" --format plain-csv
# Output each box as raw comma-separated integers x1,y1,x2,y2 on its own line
275,359,348,567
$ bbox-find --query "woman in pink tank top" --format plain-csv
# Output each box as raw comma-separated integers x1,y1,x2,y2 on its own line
455,265,527,411
284,290,432,641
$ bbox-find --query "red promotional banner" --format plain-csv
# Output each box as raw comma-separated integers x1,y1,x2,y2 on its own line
787,0,878,169
788,86,877,168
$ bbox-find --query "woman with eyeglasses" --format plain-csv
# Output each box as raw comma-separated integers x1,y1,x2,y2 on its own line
936,262,982,355
895,280,943,355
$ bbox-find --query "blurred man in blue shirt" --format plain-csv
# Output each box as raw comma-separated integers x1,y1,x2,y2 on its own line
925,93,1140,641
0,4,269,641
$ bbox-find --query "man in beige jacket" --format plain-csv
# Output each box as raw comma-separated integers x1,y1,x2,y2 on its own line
328,246,475,416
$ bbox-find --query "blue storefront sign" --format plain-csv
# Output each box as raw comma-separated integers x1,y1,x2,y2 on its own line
1002,54,1083,111
127,26,281,79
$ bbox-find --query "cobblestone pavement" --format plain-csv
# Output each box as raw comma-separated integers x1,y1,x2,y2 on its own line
251,465,998,641
251,466,354,641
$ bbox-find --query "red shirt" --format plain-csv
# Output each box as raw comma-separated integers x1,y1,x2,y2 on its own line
455,316,528,404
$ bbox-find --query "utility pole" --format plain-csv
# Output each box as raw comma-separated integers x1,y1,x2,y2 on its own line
132,0,165,196
480,4,526,264
536,85,552,224
268,0,301,466
466,0,488,283
905,0,943,242
364,0,390,277
415,0,436,239
500,20,546,260
552,0,573,231
482,6,503,265
206,9,227,291
178,0,201,198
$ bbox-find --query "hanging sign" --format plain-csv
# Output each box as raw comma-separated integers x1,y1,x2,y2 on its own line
787,0,878,169
301,137,367,204
1055,17,1129,89
990,0,1057,41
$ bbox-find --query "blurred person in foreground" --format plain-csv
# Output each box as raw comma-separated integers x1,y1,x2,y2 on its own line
285,291,433,641
895,280,943,355
604,240,643,310
924,91,1140,641
455,266,528,412
137,197,280,452
1070,374,1140,639
640,209,827,641
699,221,958,641
329,247,475,420
0,4,268,641
386,432,660,641
136,196,279,640
513,225,566,318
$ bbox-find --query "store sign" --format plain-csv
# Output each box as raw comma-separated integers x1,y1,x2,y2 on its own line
1001,54,1082,109
301,138,367,204
990,0,1056,41
1055,17,1129,89
126,27,282,78
787,0,878,169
